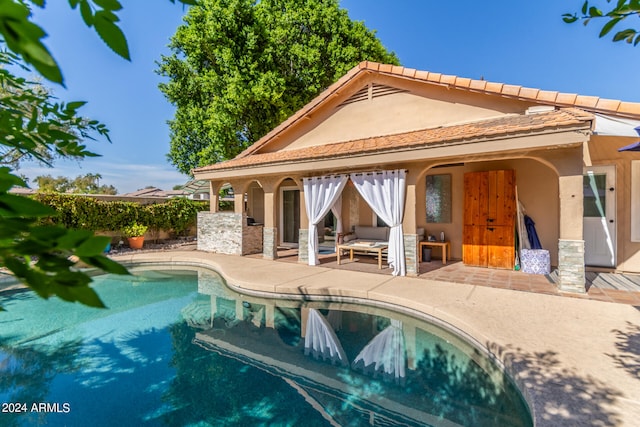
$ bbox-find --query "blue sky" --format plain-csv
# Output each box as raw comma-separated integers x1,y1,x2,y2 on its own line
16,1,640,193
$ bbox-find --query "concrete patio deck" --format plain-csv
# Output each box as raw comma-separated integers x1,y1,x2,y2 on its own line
113,249,640,427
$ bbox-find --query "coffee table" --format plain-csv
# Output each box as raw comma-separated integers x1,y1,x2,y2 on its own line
336,242,388,269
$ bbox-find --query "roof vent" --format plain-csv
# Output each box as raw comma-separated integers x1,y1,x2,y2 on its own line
525,105,556,115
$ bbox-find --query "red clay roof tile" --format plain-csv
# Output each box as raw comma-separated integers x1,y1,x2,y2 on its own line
194,109,592,174
236,61,640,159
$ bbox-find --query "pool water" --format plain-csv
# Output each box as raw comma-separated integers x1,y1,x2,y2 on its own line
0,268,532,427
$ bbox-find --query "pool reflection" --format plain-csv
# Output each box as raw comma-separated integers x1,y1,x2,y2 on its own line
179,271,532,427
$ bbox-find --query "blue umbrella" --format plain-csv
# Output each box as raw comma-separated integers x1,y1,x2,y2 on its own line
618,140,640,152
524,215,542,250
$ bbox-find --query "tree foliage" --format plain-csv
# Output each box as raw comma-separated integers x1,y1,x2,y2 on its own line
0,51,109,169
564,0,640,45
35,173,118,194
157,0,400,175
0,0,194,310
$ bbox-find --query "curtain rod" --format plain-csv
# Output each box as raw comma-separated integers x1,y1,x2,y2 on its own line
350,169,408,177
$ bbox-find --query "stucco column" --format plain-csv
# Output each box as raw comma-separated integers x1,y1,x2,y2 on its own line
208,181,221,213
558,174,586,293
229,180,247,215
403,178,419,276
261,178,279,260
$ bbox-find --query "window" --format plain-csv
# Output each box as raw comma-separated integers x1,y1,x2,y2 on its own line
426,174,452,223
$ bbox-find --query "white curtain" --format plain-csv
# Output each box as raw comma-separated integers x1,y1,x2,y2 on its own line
303,175,348,265
350,170,406,276
304,308,348,366
330,193,344,236
351,319,406,381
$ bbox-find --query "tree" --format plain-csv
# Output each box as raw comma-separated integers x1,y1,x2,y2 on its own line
563,0,640,45
35,173,118,194
0,0,194,309
0,53,108,170
157,0,400,175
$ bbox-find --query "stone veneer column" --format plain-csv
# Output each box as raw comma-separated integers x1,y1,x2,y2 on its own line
558,240,586,293
298,229,309,264
263,227,278,259
403,234,419,276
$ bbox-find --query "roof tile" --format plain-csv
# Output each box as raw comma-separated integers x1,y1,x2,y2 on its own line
595,98,622,111
502,84,522,97
440,74,456,85
555,92,578,105
195,109,593,174
469,79,488,91
536,90,559,104
574,95,600,109
234,61,640,161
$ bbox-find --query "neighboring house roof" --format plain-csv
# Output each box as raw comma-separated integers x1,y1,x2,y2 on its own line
233,61,640,161
195,108,593,173
121,187,186,198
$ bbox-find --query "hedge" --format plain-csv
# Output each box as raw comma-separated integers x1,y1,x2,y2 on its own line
34,193,209,237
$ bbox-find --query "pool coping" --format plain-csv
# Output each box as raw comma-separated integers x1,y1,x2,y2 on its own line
93,250,640,426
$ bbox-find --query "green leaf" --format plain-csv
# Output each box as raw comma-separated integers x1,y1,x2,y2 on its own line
613,28,637,41
0,168,27,191
0,193,57,217
563,14,579,23
588,6,604,17
582,0,589,15
55,229,94,249
81,255,130,275
75,235,111,256
600,17,622,37
93,11,130,60
94,0,123,11
79,0,94,26
66,101,87,110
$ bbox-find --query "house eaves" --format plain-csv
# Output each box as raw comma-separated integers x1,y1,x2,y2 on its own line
193,108,592,180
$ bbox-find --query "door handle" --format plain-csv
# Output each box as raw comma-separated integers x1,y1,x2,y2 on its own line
609,219,614,223
487,218,495,222
487,227,495,231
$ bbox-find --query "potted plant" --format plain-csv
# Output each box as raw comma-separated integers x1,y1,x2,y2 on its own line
122,223,148,249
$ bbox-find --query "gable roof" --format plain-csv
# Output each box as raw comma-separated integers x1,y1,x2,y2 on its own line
233,61,640,161
195,108,592,173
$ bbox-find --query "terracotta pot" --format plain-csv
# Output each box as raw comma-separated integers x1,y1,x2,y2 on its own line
127,236,145,249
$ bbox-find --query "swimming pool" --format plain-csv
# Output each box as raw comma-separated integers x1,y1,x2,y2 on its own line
0,267,532,426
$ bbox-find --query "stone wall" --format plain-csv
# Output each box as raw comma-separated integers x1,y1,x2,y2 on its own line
197,212,262,255
557,239,586,293
298,229,309,263
404,234,419,276
263,227,278,259
242,224,263,255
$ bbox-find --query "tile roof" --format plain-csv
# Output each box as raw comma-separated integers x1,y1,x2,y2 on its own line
194,108,592,173
236,61,640,159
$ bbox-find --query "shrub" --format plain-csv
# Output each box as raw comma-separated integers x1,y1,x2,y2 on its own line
33,193,209,237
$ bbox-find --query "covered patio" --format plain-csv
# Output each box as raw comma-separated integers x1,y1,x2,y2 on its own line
247,246,640,305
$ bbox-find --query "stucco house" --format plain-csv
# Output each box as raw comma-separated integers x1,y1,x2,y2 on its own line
193,61,640,293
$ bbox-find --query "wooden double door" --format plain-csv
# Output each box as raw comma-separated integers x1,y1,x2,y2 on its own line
463,170,516,269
